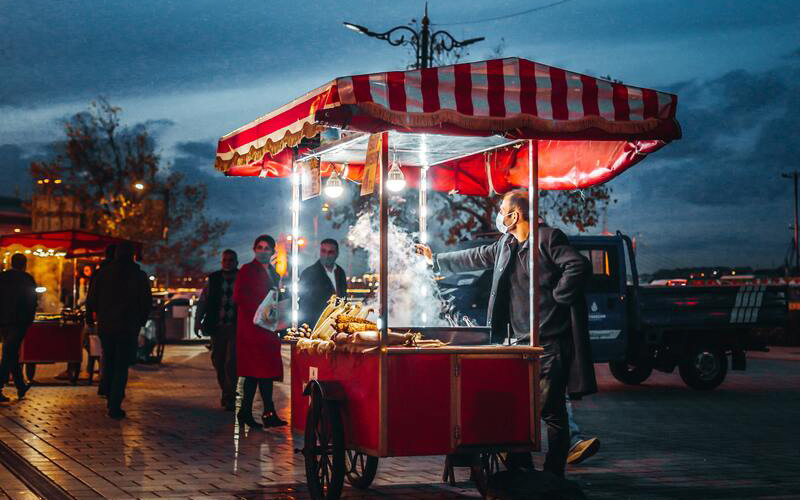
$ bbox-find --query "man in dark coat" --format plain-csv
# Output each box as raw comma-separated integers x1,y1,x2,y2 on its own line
195,249,239,411
0,253,37,402
85,244,115,396
417,189,594,478
86,242,151,419
298,238,347,328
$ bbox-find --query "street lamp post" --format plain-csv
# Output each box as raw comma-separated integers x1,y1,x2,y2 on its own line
782,171,800,274
344,4,484,70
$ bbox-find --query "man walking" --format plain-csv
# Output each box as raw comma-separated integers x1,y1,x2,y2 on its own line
417,189,595,478
0,254,37,402
86,242,151,419
195,249,239,411
299,238,347,328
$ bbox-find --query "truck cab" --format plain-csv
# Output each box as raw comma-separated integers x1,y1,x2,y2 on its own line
570,233,788,390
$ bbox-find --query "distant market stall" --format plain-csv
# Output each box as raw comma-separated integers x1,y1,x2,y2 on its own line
0,230,142,383
214,57,680,499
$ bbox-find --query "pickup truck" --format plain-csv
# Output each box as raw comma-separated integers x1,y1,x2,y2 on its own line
442,232,789,390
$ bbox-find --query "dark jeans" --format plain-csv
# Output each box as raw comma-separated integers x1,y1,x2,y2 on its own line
210,324,237,404
240,377,275,417
539,334,574,477
99,331,138,412
0,325,28,390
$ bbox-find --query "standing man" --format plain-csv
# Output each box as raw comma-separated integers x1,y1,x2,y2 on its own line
86,242,152,419
299,238,347,328
0,254,37,402
195,249,239,411
416,189,595,478
86,244,115,396
233,235,286,429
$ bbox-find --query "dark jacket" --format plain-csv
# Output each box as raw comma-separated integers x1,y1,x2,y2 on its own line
0,269,37,327
85,257,113,323
299,260,347,327
436,225,597,398
87,253,152,334
197,269,237,332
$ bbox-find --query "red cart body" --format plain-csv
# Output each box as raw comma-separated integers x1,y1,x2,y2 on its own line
291,345,541,457
20,322,83,364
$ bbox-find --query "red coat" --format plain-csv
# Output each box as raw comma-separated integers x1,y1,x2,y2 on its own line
233,260,283,380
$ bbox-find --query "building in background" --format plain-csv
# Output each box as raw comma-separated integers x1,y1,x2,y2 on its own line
0,196,32,236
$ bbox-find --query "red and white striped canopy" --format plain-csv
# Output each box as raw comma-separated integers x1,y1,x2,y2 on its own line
215,57,680,190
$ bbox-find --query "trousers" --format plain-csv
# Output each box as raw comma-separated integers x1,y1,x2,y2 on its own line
210,324,237,404
539,334,574,477
0,325,28,390
99,330,138,412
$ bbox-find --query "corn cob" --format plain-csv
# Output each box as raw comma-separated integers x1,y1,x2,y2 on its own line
312,296,340,332
335,322,377,334
335,315,374,325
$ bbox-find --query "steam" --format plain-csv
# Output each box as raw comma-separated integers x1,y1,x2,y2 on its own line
347,212,449,327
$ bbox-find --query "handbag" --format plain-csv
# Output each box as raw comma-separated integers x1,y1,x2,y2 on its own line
253,288,280,331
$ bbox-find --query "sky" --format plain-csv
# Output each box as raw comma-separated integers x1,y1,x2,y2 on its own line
1,0,799,274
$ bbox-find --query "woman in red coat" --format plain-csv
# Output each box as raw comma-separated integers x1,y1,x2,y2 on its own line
232,234,286,429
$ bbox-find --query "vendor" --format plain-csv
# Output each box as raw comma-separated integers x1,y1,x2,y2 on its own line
415,189,596,478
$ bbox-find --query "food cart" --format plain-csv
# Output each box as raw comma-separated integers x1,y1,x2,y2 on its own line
0,230,142,383
214,57,680,499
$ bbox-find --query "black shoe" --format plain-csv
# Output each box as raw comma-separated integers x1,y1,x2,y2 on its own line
0,393,10,403
237,411,262,429
262,411,287,428
17,384,30,400
108,409,126,420
567,437,600,465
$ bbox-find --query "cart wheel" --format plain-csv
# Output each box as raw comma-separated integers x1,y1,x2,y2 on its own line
304,390,345,500
472,453,508,498
24,364,36,384
345,450,378,489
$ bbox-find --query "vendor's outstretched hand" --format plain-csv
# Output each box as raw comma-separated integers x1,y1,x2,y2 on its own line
414,244,433,263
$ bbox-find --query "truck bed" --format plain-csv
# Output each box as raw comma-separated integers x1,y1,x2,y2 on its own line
638,284,788,330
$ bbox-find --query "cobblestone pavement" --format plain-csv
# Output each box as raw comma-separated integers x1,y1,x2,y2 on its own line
1,345,799,500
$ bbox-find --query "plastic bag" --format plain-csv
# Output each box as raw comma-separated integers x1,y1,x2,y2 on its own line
253,288,280,331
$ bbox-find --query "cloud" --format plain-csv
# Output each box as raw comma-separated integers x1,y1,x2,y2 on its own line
171,140,293,260
604,52,800,272
0,143,50,198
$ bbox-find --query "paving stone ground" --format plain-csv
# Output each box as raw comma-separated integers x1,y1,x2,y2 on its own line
1,344,799,500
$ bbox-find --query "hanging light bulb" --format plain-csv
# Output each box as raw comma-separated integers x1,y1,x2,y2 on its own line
386,158,406,192
324,168,344,198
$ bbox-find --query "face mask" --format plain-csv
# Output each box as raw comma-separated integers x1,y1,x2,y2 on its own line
320,255,337,268
255,250,273,264
495,211,515,234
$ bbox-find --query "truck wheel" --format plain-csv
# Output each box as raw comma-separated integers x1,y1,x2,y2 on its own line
679,345,727,390
609,361,653,385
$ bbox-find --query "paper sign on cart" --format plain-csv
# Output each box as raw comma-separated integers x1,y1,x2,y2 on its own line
360,133,381,196
301,158,321,200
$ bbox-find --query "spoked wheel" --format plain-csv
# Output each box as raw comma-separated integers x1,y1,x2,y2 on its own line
471,452,509,498
345,450,379,489
304,390,345,500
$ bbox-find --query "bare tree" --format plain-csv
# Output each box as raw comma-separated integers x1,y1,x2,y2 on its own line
30,99,229,284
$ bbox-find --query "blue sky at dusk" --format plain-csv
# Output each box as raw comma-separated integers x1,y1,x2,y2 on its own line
1,0,799,273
